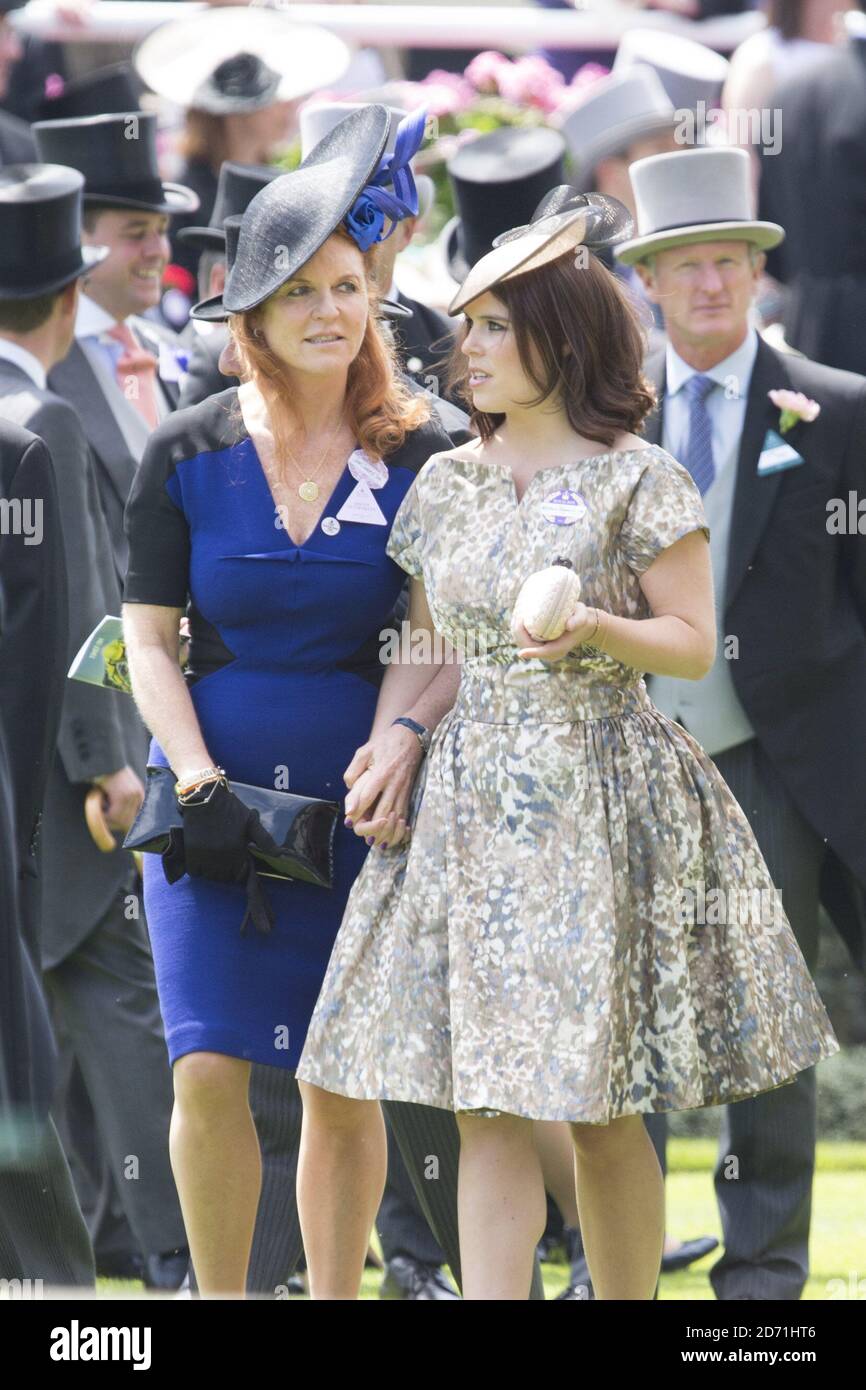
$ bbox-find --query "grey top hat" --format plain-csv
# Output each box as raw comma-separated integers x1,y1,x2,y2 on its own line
300,102,434,220
560,66,676,190
614,147,784,266
613,29,730,113
0,164,109,300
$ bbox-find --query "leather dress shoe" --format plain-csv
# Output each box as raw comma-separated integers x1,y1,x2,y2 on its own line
380,1256,460,1300
661,1236,719,1272
143,1247,191,1291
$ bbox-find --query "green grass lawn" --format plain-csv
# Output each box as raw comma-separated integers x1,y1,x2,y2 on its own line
97,1138,866,1300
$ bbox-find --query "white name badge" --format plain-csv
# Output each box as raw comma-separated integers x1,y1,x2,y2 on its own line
348,450,389,490
757,429,805,475
336,481,388,525
539,489,588,526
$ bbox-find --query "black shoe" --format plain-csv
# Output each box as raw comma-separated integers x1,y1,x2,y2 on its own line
95,1251,144,1282
380,1257,460,1300
556,1253,595,1300
143,1247,191,1291
660,1236,719,1273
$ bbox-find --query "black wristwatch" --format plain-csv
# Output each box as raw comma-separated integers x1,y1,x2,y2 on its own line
391,716,431,755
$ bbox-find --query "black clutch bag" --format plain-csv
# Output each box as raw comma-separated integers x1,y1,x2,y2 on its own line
124,765,339,888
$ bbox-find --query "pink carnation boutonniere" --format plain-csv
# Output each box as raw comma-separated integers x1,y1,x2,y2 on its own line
767,389,821,435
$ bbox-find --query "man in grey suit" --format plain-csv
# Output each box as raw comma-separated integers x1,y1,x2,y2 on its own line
617,145,866,1299
0,163,188,1283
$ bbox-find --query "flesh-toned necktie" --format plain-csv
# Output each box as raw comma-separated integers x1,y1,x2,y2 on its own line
105,321,160,430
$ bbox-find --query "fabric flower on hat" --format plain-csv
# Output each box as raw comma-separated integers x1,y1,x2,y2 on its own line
767,389,821,434
344,192,386,252
343,106,428,252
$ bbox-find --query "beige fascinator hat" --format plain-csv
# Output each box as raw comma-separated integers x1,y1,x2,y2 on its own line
448,191,633,315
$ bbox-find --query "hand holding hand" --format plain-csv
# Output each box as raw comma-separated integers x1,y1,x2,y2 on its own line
343,724,425,849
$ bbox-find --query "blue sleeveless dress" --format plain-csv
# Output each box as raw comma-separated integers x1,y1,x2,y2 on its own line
124,388,451,1069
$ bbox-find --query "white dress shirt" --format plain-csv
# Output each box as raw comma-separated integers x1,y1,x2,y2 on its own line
0,338,47,390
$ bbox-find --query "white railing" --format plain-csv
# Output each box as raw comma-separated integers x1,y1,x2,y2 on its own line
13,2,763,53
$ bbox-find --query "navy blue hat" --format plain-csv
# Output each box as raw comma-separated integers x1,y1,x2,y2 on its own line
192,104,426,322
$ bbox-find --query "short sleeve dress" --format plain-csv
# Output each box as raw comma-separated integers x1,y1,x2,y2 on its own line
296,441,839,1122
123,387,452,1072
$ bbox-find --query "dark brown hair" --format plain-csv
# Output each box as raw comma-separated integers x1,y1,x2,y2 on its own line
0,288,63,333
230,226,430,461
447,248,656,445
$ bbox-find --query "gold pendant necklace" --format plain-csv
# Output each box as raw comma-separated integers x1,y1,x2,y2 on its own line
284,412,347,503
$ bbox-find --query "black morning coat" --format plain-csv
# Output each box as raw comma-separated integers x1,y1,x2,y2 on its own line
643,335,866,972
0,420,68,1123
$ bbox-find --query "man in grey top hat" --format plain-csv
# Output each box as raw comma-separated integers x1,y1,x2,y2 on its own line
615,145,866,1300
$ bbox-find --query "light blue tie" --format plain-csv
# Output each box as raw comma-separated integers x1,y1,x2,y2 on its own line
682,373,716,495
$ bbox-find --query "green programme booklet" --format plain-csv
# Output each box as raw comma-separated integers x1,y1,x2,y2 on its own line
68,615,132,695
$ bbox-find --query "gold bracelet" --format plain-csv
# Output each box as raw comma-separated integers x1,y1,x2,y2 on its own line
583,607,601,647
174,766,227,798
594,609,609,654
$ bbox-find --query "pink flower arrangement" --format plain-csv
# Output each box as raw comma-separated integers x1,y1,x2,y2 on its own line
464,50,511,95
418,68,476,118
496,55,565,113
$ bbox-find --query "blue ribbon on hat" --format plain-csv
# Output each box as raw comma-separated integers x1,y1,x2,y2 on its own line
344,107,428,252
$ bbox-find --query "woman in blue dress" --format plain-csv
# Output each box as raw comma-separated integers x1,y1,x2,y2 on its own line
122,105,456,1294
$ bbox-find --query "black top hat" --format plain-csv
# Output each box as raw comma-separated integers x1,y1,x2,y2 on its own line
443,127,566,282
32,111,199,216
34,63,144,123
192,104,391,322
190,53,282,115
177,161,277,251
0,165,109,300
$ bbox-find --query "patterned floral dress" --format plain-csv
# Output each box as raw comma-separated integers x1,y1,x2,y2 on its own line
296,441,839,1122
